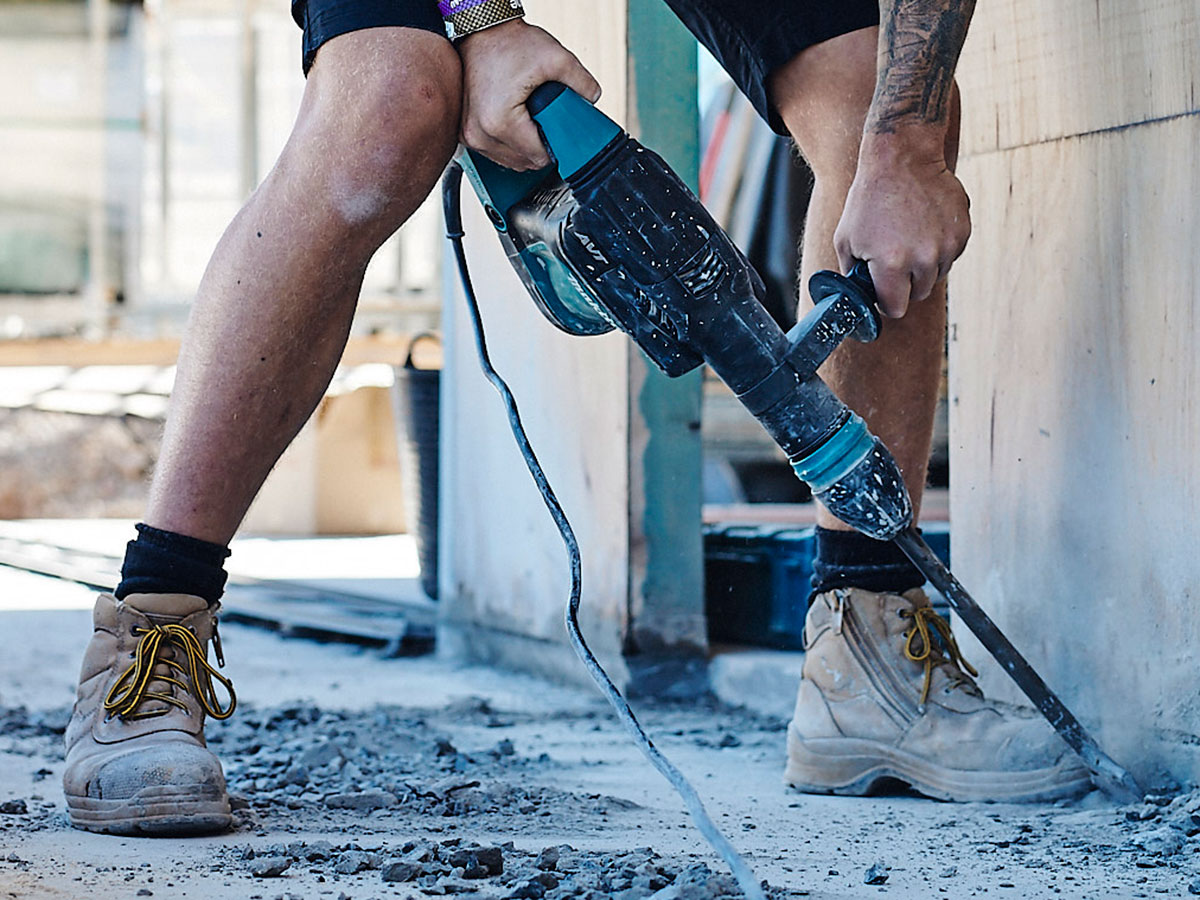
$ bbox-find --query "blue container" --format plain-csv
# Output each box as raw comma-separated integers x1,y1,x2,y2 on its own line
704,522,950,650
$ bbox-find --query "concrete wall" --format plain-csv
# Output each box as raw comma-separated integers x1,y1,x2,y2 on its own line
951,0,1200,785
439,1,704,688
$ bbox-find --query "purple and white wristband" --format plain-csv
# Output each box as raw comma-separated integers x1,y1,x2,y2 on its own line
439,0,525,41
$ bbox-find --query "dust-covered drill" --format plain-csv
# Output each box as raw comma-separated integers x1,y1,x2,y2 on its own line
458,82,911,539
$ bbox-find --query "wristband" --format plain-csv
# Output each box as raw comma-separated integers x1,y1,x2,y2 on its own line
439,0,525,41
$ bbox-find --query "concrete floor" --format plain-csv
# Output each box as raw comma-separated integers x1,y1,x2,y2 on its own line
2,557,1198,900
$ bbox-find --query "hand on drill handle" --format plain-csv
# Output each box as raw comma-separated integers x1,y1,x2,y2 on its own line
457,19,601,171
836,0,976,318
835,126,971,319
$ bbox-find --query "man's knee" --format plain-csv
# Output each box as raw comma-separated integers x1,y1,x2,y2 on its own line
321,32,462,161
290,29,462,228
768,27,877,184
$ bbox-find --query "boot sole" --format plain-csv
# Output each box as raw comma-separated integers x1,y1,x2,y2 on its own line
66,785,232,836
784,724,1093,803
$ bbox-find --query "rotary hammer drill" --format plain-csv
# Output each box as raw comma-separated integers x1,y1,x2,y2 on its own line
446,82,1139,802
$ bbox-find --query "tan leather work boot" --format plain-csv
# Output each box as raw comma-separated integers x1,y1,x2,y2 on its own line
785,587,1091,802
64,593,237,835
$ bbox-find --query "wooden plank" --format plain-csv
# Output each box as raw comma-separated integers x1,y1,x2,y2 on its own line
0,534,435,650
0,334,425,368
702,490,950,527
958,0,1200,155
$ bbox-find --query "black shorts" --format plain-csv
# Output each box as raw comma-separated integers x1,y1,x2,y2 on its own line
291,0,878,132
663,0,878,133
291,0,445,74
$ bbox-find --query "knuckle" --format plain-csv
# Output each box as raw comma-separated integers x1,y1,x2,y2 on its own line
461,121,486,148
476,110,506,136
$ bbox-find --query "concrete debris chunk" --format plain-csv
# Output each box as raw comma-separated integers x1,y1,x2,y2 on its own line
250,856,292,878
1132,826,1184,857
333,850,378,875
507,880,545,899
863,862,890,885
428,776,482,798
445,844,504,878
0,800,28,814
324,789,397,811
304,840,335,861
299,741,344,769
381,861,419,883
283,764,310,786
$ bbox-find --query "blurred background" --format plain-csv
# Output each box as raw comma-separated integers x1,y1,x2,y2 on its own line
0,0,443,337
0,0,444,528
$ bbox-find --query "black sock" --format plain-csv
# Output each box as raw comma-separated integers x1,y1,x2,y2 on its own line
809,525,924,603
114,523,231,605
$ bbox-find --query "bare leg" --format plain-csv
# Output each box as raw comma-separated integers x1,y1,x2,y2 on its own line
769,27,960,529
147,29,462,545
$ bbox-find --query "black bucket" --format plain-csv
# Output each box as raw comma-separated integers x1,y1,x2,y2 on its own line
392,332,441,599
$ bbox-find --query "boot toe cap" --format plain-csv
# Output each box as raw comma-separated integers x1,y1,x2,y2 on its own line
70,740,227,801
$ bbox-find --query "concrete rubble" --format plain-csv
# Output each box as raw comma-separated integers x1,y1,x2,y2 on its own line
4,574,1200,898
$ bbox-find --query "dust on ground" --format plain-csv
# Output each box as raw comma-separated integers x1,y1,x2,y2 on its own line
3,609,1200,899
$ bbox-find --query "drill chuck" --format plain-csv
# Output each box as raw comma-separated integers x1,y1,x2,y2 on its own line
795,419,913,539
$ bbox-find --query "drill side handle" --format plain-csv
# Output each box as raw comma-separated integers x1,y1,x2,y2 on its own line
784,260,883,377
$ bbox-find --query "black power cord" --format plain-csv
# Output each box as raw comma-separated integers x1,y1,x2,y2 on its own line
442,162,768,900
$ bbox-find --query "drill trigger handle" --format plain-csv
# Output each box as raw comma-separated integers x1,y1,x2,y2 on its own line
527,81,567,115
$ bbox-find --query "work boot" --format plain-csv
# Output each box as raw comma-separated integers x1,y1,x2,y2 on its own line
63,592,237,835
785,587,1091,802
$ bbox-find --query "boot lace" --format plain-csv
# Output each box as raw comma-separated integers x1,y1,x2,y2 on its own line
104,622,236,721
899,605,980,707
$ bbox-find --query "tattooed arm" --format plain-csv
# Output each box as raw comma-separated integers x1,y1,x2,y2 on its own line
834,0,977,317
868,0,975,133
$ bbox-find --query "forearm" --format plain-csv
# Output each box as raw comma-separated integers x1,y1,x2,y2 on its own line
868,0,976,138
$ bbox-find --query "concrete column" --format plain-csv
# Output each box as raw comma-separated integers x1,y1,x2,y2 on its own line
950,1,1200,784
439,0,704,691
623,0,705,690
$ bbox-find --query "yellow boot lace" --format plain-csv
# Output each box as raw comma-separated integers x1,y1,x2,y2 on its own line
899,605,980,707
104,622,237,721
